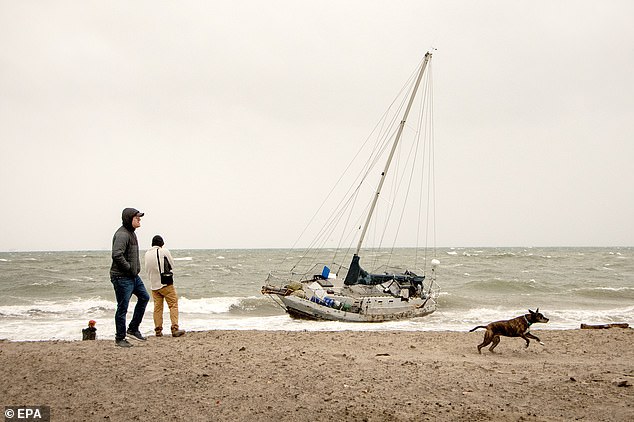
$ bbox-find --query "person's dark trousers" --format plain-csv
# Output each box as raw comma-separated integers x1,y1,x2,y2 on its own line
111,275,150,340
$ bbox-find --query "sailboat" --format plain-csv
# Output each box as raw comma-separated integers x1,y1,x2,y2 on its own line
262,51,440,322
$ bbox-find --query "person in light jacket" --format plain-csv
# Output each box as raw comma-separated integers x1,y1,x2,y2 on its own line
144,235,185,337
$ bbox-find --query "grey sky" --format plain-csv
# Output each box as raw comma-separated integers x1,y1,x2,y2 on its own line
1,1,633,251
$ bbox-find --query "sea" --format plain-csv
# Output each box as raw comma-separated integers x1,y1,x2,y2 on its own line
0,247,632,341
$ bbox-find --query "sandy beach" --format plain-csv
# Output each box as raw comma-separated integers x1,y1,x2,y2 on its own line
1,328,633,421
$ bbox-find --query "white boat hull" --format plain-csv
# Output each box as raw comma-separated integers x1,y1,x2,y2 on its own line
279,294,436,322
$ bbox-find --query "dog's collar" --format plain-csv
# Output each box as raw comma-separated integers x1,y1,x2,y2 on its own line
523,315,533,326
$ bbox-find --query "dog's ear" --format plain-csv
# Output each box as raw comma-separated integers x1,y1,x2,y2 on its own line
528,309,534,314
536,308,539,313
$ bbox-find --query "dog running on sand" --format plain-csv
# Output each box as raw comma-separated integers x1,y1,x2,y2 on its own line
470,309,549,353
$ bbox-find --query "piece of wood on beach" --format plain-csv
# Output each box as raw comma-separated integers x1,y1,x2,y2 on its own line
580,323,630,329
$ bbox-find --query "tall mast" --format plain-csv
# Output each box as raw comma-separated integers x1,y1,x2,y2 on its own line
354,51,432,255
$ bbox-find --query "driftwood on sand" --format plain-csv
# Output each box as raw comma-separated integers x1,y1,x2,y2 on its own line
580,323,630,329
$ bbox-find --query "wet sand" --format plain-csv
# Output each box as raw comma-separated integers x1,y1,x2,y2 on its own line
1,329,633,421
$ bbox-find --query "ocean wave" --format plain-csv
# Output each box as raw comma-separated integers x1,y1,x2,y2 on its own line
456,278,540,294
545,306,634,327
229,296,282,316
0,295,293,319
0,298,114,318
488,252,517,258
571,286,634,300
29,281,58,286
178,296,244,314
177,296,281,316
591,286,634,292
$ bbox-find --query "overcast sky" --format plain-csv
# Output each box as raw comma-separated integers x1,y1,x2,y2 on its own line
1,1,633,251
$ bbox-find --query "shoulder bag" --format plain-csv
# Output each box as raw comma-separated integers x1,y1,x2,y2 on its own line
157,248,174,286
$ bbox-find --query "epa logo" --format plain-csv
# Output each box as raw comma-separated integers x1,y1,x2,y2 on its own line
4,406,50,422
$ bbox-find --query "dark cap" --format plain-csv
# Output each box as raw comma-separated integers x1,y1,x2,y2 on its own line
122,208,144,218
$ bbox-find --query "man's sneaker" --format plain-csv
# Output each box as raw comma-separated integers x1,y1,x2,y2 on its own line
115,338,133,348
126,329,147,341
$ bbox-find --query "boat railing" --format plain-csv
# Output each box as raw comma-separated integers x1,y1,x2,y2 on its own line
267,262,350,284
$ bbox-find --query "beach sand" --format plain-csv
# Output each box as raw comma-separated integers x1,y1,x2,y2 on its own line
1,329,633,421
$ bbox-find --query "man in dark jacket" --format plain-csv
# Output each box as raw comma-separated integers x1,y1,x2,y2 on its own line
110,207,150,347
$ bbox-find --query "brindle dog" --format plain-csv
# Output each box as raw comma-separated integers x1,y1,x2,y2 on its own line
470,309,549,353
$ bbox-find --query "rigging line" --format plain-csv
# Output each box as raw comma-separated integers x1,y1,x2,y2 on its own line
381,122,404,258
339,200,372,268
429,62,437,258
289,58,425,273
311,167,377,262
424,78,436,265
384,63,434,267
369,137,405,270
416,65,433,269
332,185,362,268
263,287,288,311
289,157,373,273
308,193,359,259
304,149,390,267
383,131,415,261
310,83,412,274
355,78,418,262
386,83,428,267
423,62,436,267
302,172,375,273
352,61,420,225
301,191,370,279
288,85,409,272
408,59,433,266
310,161,373,249
291,82,411,272
355,54,431,258
361,57,431,269
358,83,412,194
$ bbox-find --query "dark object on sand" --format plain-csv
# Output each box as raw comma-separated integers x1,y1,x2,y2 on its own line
580,323,629,329
82,320,97,340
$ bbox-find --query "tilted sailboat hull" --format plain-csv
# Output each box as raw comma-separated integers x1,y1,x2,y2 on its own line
280,294,436,322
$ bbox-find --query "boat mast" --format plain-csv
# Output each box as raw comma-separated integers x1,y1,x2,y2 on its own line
354,51,432,256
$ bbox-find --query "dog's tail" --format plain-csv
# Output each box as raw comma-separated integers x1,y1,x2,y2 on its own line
469,326,487,332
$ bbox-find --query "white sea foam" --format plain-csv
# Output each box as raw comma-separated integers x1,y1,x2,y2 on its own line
590,286,634,292
178,296,244,314
2,304,633,342
174,257,193,261
29,281,57,286
0,298,115,318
